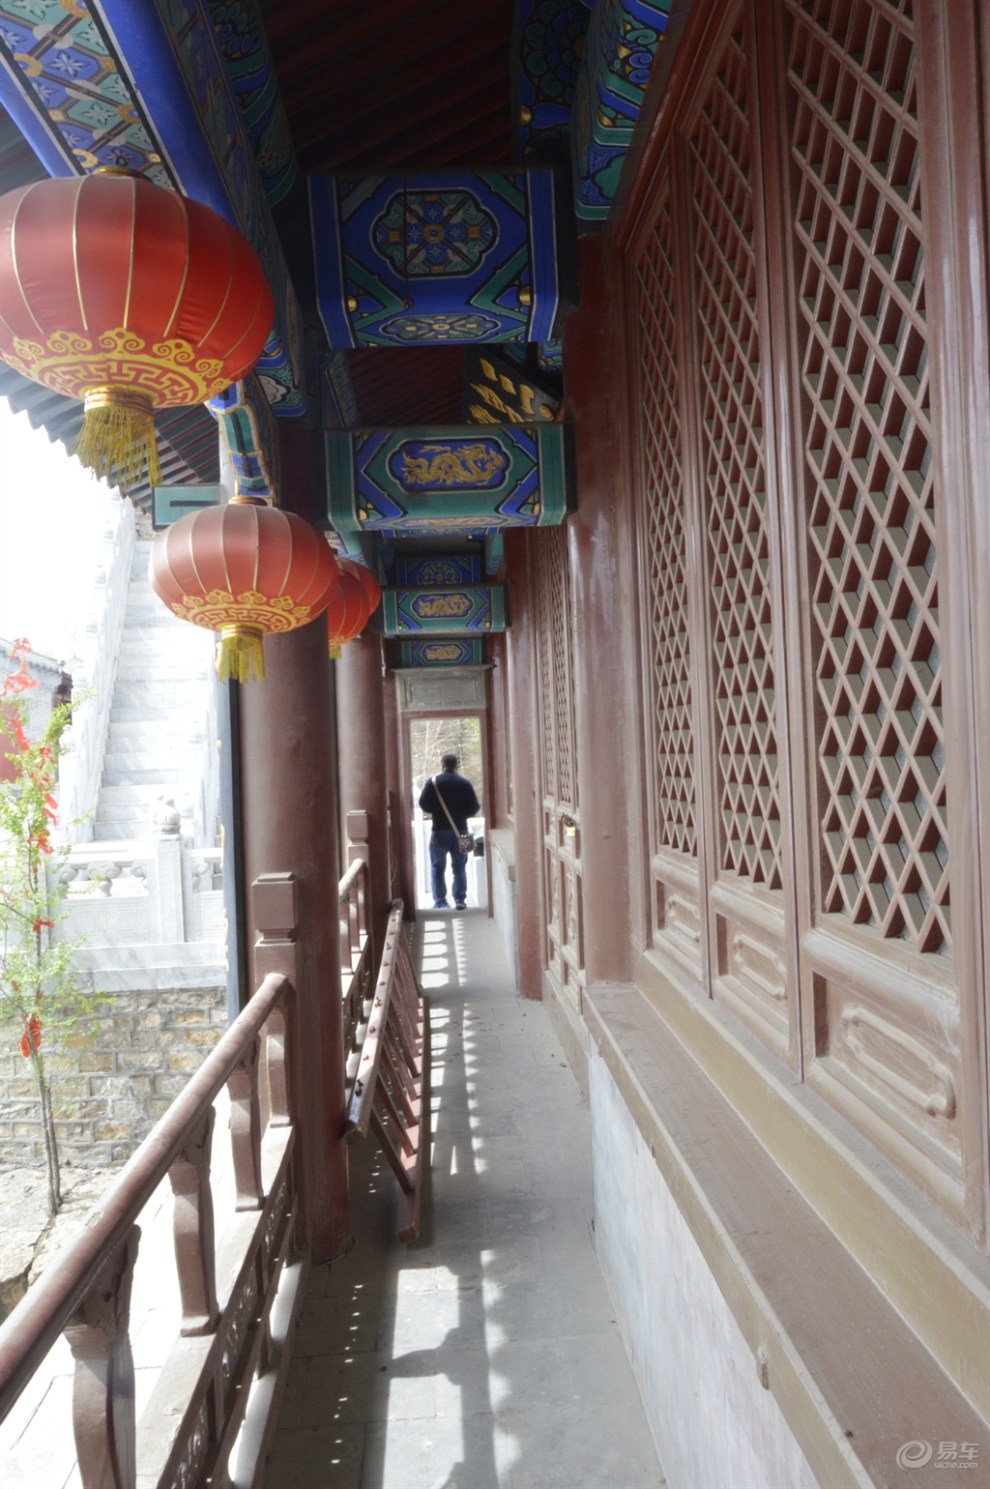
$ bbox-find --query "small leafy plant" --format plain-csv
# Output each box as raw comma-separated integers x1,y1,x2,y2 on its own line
0,642,100,1215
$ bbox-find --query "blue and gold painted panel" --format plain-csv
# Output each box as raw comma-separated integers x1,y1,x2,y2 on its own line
381,586,507,638
513,0,592,161
209,374,280,499
208,0,297,207
397,556,483,587
0,0,306,415
572,0,674,223
310,170,565,347
327,424,570,538
400,639,486,668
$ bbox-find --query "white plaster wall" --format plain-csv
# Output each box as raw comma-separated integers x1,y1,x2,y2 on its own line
590,1050,821,1489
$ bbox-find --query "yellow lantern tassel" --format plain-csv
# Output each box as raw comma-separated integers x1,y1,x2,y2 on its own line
216,628,266,683
76,388,162,489
329,644,342,661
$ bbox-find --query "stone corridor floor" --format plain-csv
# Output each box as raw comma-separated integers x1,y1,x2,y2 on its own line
263,907,667,1489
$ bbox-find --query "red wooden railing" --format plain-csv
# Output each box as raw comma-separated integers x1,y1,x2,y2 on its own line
339,854,372,1050
345,900,427,1243
0,854,377,1489
0,971,297,1489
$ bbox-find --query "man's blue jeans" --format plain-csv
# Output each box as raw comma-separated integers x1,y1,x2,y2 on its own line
430,828,467,907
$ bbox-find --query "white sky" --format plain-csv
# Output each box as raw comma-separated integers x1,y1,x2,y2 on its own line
0,398,117,664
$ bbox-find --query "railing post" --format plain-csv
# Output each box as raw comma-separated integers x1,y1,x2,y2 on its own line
155,832,185,943
64,1226,140,1489
338,636,392,959
168,1109,219,1335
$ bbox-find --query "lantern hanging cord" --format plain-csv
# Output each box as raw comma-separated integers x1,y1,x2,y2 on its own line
76,388,162,490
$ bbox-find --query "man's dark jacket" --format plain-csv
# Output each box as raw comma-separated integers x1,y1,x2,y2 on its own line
419,770,480,833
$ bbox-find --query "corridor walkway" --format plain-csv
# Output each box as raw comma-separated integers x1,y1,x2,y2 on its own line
264,908,667,1489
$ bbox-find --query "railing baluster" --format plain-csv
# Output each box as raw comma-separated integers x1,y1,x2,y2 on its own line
227,1033,264,1210
339,904,351,974
168,1108,219,1335
387,980,421,1078
64,1226,139,1489
266,1002,291,1127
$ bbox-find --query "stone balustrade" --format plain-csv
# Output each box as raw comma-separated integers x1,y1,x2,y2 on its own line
53,839,223,970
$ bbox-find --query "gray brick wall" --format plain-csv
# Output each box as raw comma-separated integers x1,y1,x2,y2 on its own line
0,985,226,1168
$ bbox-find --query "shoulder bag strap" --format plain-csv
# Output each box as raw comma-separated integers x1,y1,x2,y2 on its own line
432,776,460,833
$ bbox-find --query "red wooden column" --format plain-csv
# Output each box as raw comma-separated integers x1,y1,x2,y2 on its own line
504,528,545,998
336,630,391,961
382,667,417,918
237,423,350,1263
561,235,632,984
239,618,350,1261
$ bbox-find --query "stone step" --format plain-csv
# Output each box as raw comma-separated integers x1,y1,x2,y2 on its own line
114,669,210,689
110,678,202,693
118,626,209,647
98,781,183,803
106,724,198,748
117,624,190,641
101,766,193,786
109,701,188,720
118,612,189,632
103,745,198,767
91,819,162,840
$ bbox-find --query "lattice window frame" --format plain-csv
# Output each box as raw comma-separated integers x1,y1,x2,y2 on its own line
784,0,949,958
615,0,987,1237
687,20,786,898
531,524,584,1001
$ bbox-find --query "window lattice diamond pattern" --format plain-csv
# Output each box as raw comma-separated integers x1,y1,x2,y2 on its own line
786,0,949,953
535,538,557,802
690,27,783,891
636,206,697,858
548,525,575,805
535,525,576,806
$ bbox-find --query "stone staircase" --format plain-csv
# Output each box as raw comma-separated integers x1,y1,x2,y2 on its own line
92,540,215,844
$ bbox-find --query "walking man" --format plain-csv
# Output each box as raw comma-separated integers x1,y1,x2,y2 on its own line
419,753,480,909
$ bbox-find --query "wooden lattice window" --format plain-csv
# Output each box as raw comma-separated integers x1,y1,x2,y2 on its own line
786,0,948,954
535,524,577,809
689,23,784,892
535,536,558,803
635,204,697,860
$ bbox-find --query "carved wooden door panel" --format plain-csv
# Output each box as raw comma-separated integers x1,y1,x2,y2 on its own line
532,524,585,1005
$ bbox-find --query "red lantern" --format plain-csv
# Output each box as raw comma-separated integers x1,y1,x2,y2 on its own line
150,498,341,683
326,566,373,658
0,171,273,488
338,559,381,619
